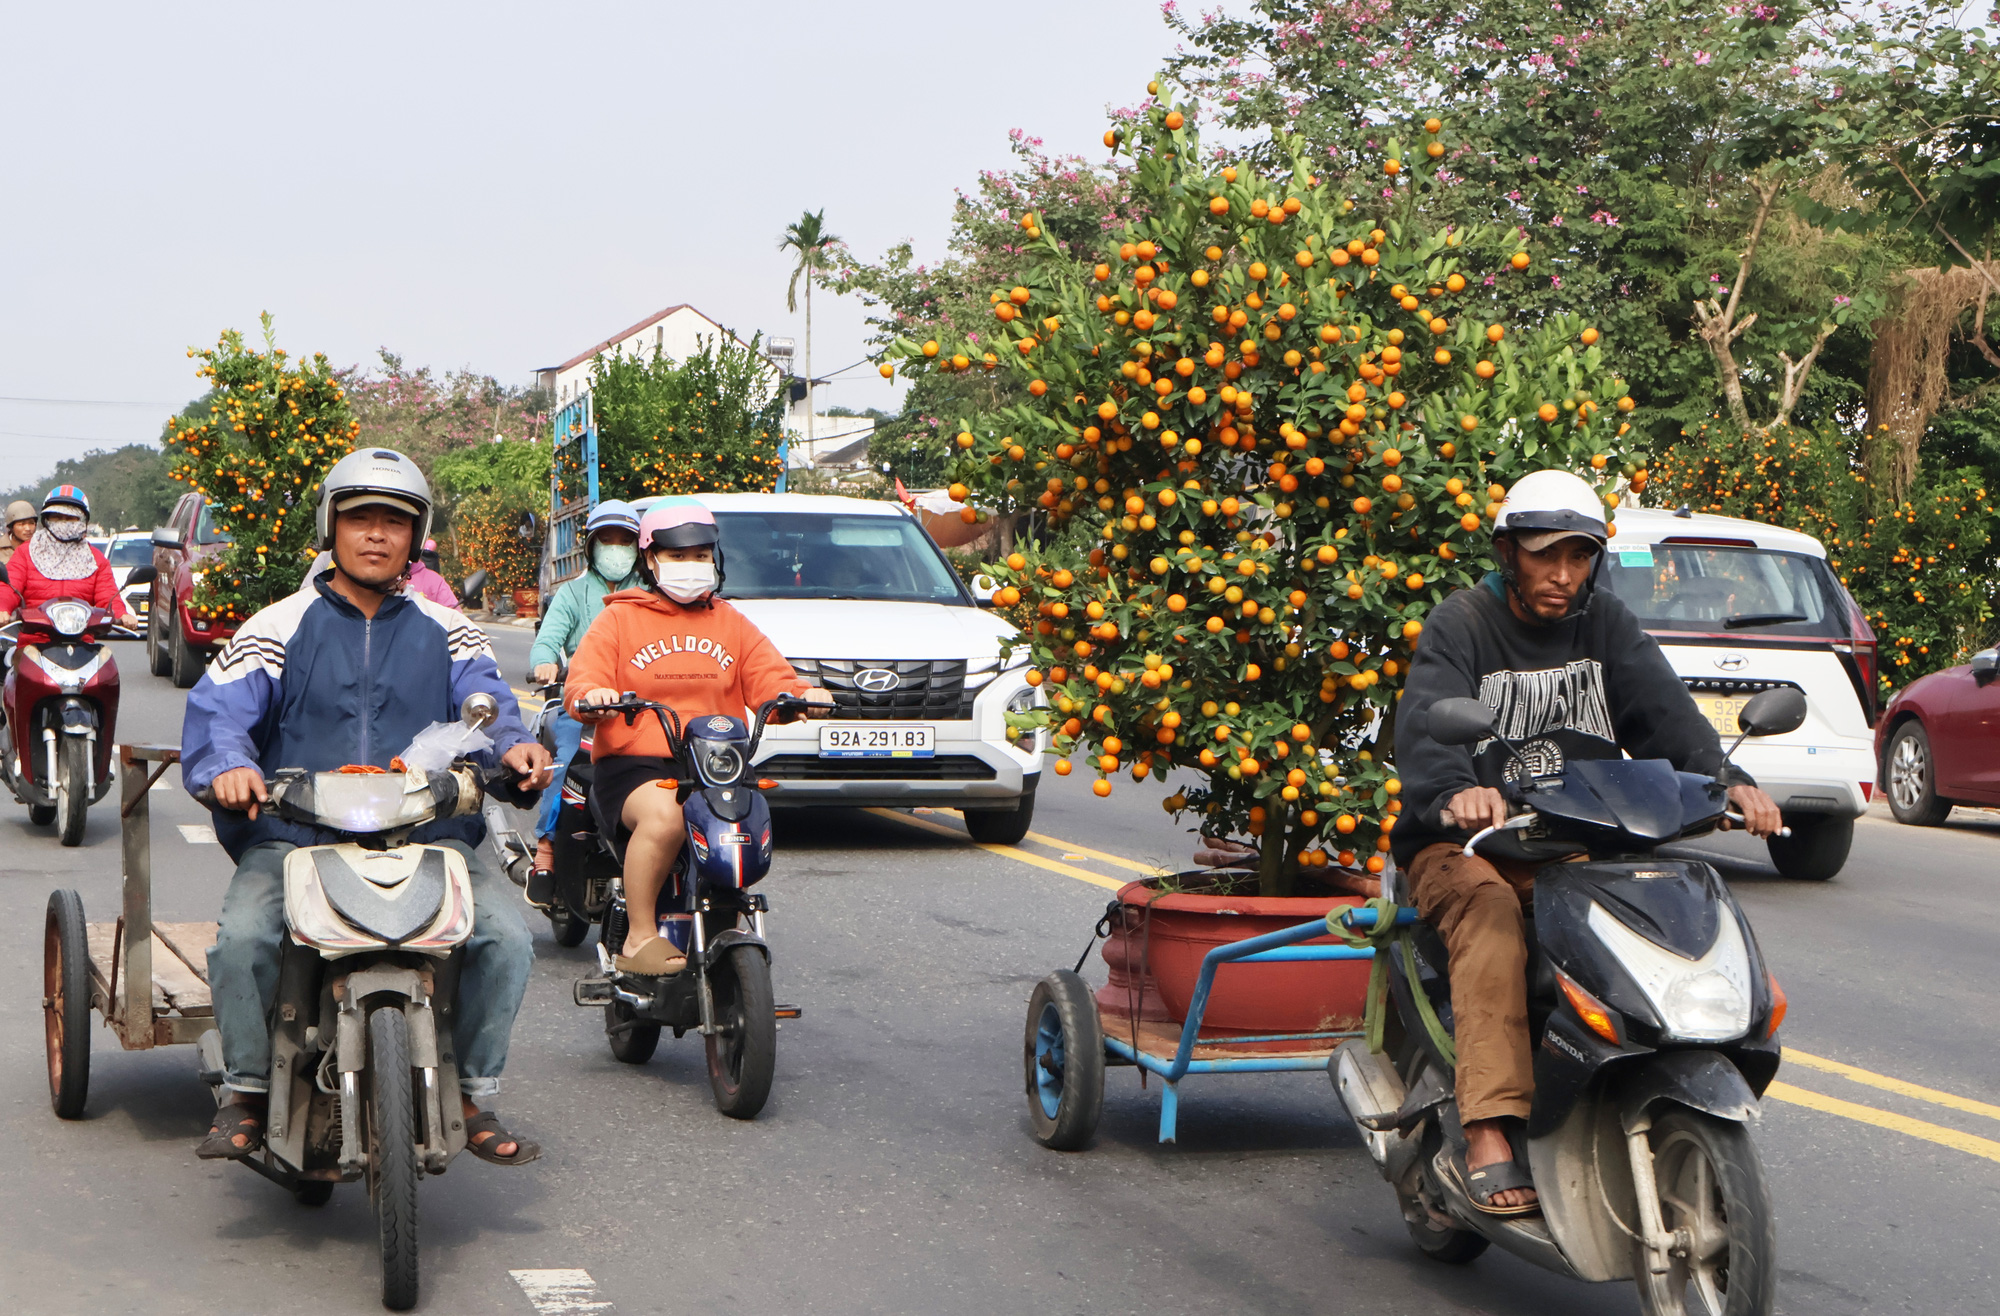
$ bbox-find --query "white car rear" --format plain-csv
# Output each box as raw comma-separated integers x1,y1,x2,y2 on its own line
691,493,1043,844
102,532,154,620
1605,508,1877,880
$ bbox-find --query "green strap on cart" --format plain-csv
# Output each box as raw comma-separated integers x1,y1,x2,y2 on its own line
1323,898,1457,1068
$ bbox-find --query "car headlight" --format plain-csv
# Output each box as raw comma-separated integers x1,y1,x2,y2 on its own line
999,646,1031,671
1005,685,1044,716
45,602,91,637
693,738,745,786
1587,901,1752,1041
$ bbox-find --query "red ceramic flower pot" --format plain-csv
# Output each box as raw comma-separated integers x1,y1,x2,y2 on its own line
1102,876,1371,1037
511,588,539,618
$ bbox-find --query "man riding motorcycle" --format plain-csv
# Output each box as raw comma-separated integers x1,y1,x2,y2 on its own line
181,448,554,1166
524,498,643,893
1392,469,1783,1214
0,498,38,570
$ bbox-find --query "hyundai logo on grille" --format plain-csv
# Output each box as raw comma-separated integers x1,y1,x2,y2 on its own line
1715,653,1749,672
855,667,900,693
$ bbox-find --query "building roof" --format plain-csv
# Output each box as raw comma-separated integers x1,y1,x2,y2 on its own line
537,303,747,375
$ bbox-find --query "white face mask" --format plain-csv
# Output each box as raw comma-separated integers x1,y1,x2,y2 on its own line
46,516,87,543
652,557,716,603
593,543,639,581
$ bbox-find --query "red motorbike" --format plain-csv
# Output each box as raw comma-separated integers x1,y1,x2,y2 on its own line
1,600,138,846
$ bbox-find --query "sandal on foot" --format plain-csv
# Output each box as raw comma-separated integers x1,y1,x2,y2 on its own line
464,1110,541,1166
613,938,687,976
197,1103,266,1160
1444,1143,1539,1216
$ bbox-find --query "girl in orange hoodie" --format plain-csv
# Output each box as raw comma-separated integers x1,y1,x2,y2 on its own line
567,499,829,973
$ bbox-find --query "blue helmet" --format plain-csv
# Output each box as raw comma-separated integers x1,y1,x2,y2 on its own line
584,499,640,547
41,484,89,521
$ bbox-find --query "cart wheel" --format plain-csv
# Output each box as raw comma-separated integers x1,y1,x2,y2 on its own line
1024,970,1104,1150
293,1180,335,1207
44,889,91,1120
28,803,55,827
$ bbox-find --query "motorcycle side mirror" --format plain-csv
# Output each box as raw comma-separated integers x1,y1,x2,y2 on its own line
460,692,498,731
1427,696,1498,746
1738,686,1807,737
125,565,157,587
1971,648,1999,685
150,527,184,551
460,568,489,606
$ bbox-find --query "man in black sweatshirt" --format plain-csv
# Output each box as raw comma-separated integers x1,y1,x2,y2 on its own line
1392,470,1781,1213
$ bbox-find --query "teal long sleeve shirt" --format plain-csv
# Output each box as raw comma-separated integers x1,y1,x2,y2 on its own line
529,568,640,671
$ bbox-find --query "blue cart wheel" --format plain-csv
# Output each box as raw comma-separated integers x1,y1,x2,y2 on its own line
1024,970,1104,1150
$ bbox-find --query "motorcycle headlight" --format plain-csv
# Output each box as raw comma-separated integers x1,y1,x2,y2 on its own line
1587,901,1752,1042
693,738,745,786
45,602,90,637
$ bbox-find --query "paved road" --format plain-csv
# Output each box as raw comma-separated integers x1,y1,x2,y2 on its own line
4,624,1996,1314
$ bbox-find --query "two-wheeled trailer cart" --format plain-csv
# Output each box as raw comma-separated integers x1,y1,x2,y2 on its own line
43,744,211,1118
1023,903,1416,1147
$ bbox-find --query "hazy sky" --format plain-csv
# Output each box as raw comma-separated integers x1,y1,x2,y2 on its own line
0,1,1171,481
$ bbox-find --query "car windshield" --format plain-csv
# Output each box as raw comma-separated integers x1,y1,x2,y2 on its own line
714,511,968,603
1603,542,1846,637
194,503,230,546
106,538,152,567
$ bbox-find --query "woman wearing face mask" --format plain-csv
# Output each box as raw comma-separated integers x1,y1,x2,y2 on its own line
565,498,831,974
5,486,138,629
522,499,644,885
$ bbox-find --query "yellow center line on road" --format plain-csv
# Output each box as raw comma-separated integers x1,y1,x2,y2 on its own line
1782,1048,2000,1123
1766,1081,2000,1165
922,808,1168,875
865,808,1125,892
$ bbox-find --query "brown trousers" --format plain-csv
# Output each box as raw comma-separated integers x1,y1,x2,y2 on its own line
1405,841,1539,1123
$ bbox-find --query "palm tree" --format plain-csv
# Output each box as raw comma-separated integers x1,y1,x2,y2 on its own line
779,209,840,460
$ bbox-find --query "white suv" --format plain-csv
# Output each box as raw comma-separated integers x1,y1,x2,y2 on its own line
684,492,1043,843
1605,508,1877,880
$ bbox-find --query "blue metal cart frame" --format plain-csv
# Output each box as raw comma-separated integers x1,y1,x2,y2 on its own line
1099,905,1416,1143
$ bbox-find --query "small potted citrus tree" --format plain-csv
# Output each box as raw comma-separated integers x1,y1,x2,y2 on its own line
885,82,1642,1033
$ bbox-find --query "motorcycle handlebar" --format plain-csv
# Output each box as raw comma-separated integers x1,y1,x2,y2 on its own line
1723,809,1791,839
1460,813,1537,857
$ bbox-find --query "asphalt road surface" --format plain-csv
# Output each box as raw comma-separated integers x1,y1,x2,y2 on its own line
4,623,1996,1315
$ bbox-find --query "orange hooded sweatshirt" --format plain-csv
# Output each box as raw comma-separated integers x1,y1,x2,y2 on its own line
565,589,807,760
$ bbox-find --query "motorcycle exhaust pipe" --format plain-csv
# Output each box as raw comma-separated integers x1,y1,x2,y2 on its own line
1331,1040,1408,1171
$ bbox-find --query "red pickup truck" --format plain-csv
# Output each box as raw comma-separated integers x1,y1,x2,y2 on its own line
143,492,238,687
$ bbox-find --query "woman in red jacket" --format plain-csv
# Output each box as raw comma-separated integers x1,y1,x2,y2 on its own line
3,486,139,628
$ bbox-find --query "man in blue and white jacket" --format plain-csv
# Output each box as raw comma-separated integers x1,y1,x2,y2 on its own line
183,448,553,1166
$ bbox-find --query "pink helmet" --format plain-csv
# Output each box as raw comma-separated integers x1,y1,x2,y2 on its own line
638,497,718,551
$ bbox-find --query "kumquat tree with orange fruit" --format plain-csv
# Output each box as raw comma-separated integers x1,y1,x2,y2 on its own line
162,313,358,621
883,81,1646,897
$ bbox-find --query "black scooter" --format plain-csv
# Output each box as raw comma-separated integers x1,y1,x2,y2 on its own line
520,674,618,947
1332,686,1804,1316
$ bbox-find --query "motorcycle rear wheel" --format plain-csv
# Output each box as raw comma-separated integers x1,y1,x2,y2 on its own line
57,736,89,847
549,905,590,948
366,1006,421,1311
1632,1108,1774,1316
705,945,776,1119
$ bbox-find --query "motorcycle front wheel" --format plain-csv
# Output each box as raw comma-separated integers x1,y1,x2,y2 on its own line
705,944,776,1119
56,736,89,847
1632,1108,1775,1316
366,1006,420,1311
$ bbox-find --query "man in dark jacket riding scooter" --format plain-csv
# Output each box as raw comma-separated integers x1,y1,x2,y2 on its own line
180,448,553,1166
1393,470,1783,1214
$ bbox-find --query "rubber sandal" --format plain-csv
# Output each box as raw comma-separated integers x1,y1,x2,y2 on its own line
613,937,687,976
1443,1142,1540,1216
197,1102,266,1160
464,1110,541,1166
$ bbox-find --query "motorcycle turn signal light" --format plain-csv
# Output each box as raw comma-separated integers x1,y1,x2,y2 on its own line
1765,972,1787,1037
653,779,679,791
755,778,778,790
1556,969,1621,1045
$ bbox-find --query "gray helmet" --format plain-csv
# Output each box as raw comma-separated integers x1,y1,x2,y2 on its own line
3,500,36,528
315,448,433,564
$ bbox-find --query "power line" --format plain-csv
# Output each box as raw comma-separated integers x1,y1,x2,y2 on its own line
0,395,186,408
0,430,161,444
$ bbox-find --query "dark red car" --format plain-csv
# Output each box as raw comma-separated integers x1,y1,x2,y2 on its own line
144,492,238,688
1873,647,2000,824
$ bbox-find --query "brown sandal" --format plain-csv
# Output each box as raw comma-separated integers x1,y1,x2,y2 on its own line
613,937,687,976
197,1100,266,1160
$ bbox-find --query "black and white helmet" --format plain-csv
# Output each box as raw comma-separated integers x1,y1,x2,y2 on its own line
315,448,434,564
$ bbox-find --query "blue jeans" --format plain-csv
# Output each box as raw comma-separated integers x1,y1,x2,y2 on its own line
206,839,533,1099
536,707,585,839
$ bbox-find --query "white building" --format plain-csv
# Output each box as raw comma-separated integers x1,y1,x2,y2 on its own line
535,304,781,406
788,414,876,470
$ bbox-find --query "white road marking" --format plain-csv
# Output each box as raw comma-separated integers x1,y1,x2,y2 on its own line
151,779,172,792
177,823,217,844
510,1269,613,1314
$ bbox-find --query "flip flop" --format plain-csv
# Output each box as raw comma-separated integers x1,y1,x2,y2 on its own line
197,1102,266,1160
1443,1142,1540,1216
613,937,687,976
464,1110,541,1166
